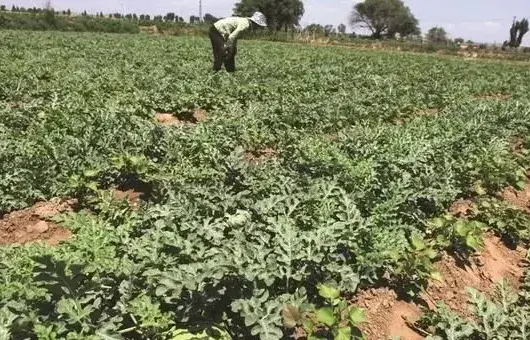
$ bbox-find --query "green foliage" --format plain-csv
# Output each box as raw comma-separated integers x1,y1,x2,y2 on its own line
233,0,304,31
473,197,530,245
0,11,140,33
425,215,486,253
1,30,530,339
282,283,365,339
350,0,421,38
505,18,529,48
417,278,530,339
427,26,448,43
387,234,440,296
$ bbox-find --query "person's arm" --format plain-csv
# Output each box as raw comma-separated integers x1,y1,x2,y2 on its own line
226,19,250,46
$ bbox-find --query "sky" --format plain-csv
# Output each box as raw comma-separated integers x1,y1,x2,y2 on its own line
4,0,530,44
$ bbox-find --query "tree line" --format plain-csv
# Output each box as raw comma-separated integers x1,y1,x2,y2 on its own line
3,5,219,25
0,0,528,47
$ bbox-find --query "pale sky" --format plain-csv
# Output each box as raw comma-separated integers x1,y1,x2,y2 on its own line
5,0,530,44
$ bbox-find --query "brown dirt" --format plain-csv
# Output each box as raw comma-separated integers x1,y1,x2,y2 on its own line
509,137,525,155
356,288,423,340
155,109,207,126
155,113,181,126
244,148,277,163
448,198,475,217
392,108,440,126
325,134,339,142
355,234,526,339
425,235,526,319
0,198,76,246
393,118,405,125
499,183,530,213
112,188,143,208
415,108,439,117
473,92,511,100
192,108,207,122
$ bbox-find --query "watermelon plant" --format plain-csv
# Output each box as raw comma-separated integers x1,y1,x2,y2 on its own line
1,29,530,339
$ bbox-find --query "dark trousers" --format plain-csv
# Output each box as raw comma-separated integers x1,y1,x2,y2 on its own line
209,25,237,72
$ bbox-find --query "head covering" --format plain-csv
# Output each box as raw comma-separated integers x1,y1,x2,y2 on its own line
249,12,267,27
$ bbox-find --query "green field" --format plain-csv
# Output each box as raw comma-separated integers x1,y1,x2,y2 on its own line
1,30,530,340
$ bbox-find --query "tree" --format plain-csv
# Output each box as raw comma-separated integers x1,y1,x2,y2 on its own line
324,24,334,36
338,23,346,34
454,37,464,44
66,8,71,16
0,5,6,11
349,0,420,39
426,26,448,43
11,5,16,11
145,14,150,21
190,15,200,24
154,15,163,22
304,24,325,34
504,17,528,48
164,12,175,22
203,13,218,23
233,0,304,31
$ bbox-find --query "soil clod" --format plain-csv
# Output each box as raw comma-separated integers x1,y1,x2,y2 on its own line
0,198,76,246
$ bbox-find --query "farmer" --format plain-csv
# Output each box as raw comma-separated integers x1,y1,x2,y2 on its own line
209,12,267,72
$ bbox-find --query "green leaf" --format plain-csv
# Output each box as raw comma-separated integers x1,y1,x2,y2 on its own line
83,169,99,178
303,319,314,334
428,217,446,228
318,284,340,300
348,307,365,325
316,307,336,327
337,299,347,311
86,181,99,192
454,220,471,237
425,248,438,259
515,181,526,190
333,326,352,340
465,234,483,251
308,336,326,340
430,271,443,282
473,183,487,196
411,234,426,251
481,200,491,208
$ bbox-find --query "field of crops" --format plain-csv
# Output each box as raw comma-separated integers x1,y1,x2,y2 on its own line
1,30,530,340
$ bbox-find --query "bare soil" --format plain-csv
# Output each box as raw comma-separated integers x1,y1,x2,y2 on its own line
393,108,440,126
356,288,423,340
448,198,475,217
499,183,530,213
155,113,181,126
356,233,526,340
473,92,511,100
509,137,525,155
244,148,277,163
155,109,207,126
0,198,76,246
112,187,144,208
415,108,439,117
426,235,526,317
